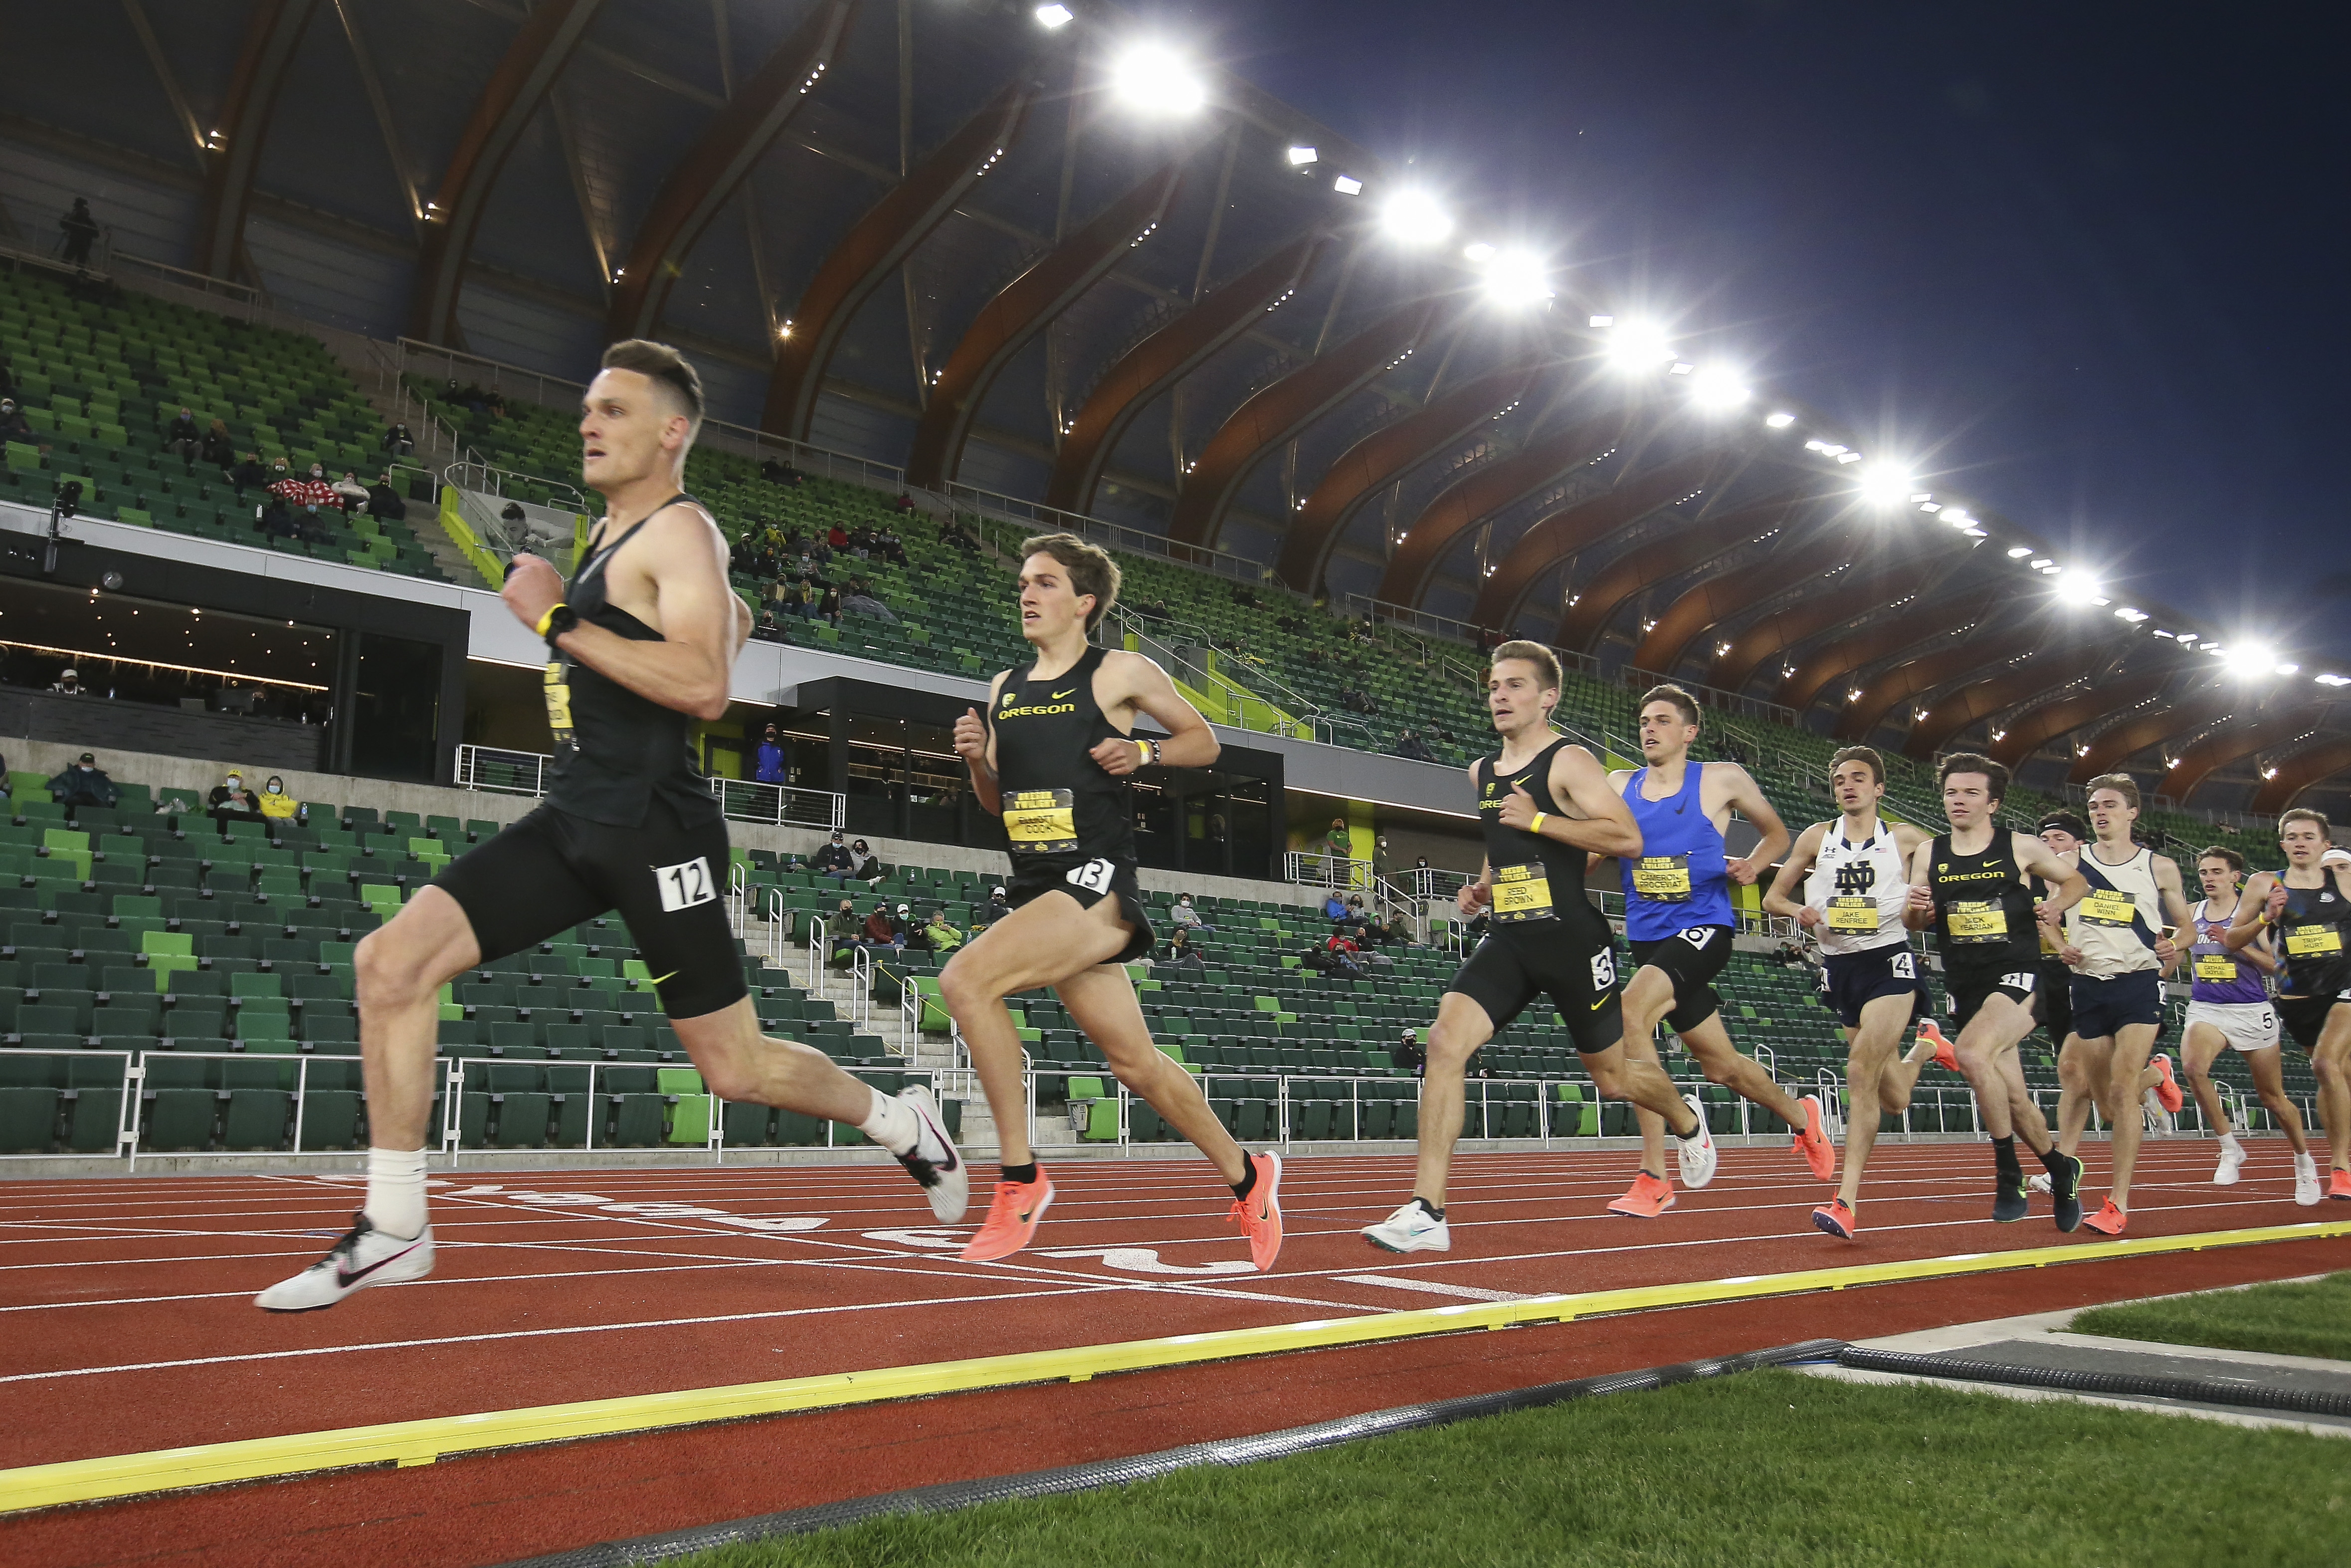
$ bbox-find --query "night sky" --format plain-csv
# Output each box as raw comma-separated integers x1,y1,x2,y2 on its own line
1173,0,2351,663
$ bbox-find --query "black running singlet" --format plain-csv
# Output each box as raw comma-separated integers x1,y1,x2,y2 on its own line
1927,830,2041,974
1474,737,1606,935
2272,868,2351,999
543,493,724,831
986,645,1136,871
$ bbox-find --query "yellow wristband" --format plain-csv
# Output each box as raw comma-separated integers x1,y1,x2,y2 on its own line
535,602,567,637
1136,739,1151,764
1529,812,1547,835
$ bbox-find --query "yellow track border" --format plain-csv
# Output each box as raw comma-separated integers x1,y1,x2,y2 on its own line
7,1218,2346,1515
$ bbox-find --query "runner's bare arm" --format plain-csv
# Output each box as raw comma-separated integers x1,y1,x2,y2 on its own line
2222,871,2278,951
2152,856,2195,969
1497,744,1640,858
1902,839,1938,930
2014,831,2089,930
1459,762,1493,913
1762,822,1826,922
500,504,737,720
1717,763,1791,885
2242,928,2281,974
1092,650,1218,775
954,673,1009,815
1582,767,1638,869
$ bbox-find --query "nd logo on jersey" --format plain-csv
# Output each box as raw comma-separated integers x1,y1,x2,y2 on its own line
1834,859,1877,897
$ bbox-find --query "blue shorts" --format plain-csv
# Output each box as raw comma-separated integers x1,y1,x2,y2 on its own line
1817,944,1927,1030
2067,970,2164,1039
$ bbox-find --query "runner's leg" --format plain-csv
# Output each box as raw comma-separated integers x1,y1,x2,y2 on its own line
2246,1045,2313,1158
1839,992,1916,1208
2101,1021,2161,1211
2180,1021,2235,1139
1580,1039,1704,1129
1954,992,2040,1142
1412,990,1499,1208
2315,1005,2351,1175
1621,963,1678,1180
353,886,483,1153
671,997,880,1125
1677,1012,1807,1127
1056,961,1246,1182
2055,1033,2107,1156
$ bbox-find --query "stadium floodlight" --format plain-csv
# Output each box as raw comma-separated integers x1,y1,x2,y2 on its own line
1689,365,1750,409
1589,313,1614,328
2058,570,2104,604
1462,241,1496,263
1480,248,1554,306
2030,557,2054,569
1962,526,1988,537
1918,502,1943,513
2318,673,2351,686
1034,3,1075,27
1110,44,1205,115
1764,410,1795,428
1859,462,1912,506
1606,320,1673,371
2115,607,2149,622
1380,189,1454,247
1668,362,1694,376
2006,546,2033,557
1286,144,1318,166
2278,662,2301,675
2223,643,2275,676
1836,451,1862,463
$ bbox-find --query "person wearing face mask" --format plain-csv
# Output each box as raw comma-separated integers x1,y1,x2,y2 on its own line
812,830,853,881
48,751,119,808
753,723,787,785
845,838,878,881
208,769,261,824
257,774,307,827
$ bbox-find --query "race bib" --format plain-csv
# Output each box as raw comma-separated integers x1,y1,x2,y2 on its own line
1633,855,1691,901
1826,896,1879,934
2078,889,2138,927
1492,862,1555,923
1947,900,2007,943
653,856,716,912
2286,924,2344,958
542,660,574,746
2193,953,2240,982
1003,789,1077,853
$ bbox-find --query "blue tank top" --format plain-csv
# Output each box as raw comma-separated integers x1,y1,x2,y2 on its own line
1619,764,1734,941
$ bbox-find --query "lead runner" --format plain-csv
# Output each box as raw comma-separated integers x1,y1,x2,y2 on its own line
258,341,964,1311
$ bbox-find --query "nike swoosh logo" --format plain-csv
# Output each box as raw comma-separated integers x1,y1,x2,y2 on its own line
336,1237,425,1290
647,969,678,986
1051,688,1076,698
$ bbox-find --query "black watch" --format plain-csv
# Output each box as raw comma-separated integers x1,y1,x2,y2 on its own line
542,604,580,646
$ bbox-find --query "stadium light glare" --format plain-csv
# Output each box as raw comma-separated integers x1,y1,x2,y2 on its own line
2029,557,2054,569
1689,365,1750,408
1380,189,1454,247
1859,462,1912,506
1034,3,1075,27
2058,571,2104,604
2278,662,2301,675
2006,546,2034,558
2317,673,2351,687
1962,526,1989,537
1286,144,1318,166
1332,174,1364,195
1462,241,1496,263
1606,321,1673,371
1836,451,1862,463
1589,313,1615,328
1110,45,1205,115
1480,248,1554,306
2223,643,2275,676
1765,410,1795,428
2115,607,2149,622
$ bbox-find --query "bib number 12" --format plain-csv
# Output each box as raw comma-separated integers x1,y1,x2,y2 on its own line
656,856,717,912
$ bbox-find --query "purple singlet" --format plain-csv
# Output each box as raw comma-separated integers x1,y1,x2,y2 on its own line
2188,899,2267,1005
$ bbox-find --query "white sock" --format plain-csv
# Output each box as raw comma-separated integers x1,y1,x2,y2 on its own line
2296,1149,2318,1169
363,1147,429,1239
2220,1132,2244,1151
857,1087,919,1156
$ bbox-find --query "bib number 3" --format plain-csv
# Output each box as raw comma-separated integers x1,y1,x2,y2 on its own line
655,856,717,913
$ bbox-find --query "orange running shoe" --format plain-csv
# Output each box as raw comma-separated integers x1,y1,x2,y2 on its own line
1227,1150,1284,1272
2331,1169,2351,1201
1794,1094,1835,1181
2082,1200,2127,1236
1917,1019,1959,1073
1606,1171,1676,1218
2150,1053,2184,1114
1811,1198,1857,1240
959,1169,1055,1261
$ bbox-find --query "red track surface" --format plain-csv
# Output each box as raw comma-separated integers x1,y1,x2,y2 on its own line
4,1139,2345,1568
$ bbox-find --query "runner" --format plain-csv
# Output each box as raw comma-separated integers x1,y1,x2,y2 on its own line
2030,812,2089,1053
2044,776,2195,1235
1760,746,1934,1238
257,341,964,1312
1362,643,1717,1253
1596,686,1831,1219
944,533,1282,1267
1904,752,2089,1226
2223,808,2351,1200
2178,846,2321,1204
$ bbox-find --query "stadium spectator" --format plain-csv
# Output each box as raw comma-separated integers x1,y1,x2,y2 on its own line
48,751,118,807
50,667,84,696
1159,926,1207,976
1393,729,1436,763
859,900,902,952
940,515,980,552
808,534,833,569
754,724,787,784
752,610,784,643
876,527,908,566
164,407,199,464
1169,892,1215,932
257,774,307,827
0,353,11,399
228,452,268,497
842,579,895,622
365,472,406,521
331,470,369,514
208,771,261,823
812,831,853,879
381,422,415,457
1372,834,1393,876
1322,888,1348,921
826,522,848,550
257,493,296,540
199,418,235,470
0,398,34,448
845,838,878,880
58,198,99,268
976,883,1011,928
912,908,965,956
1325,816,1352,866
772,578,811,620
814,582,843,625
892,493,916,514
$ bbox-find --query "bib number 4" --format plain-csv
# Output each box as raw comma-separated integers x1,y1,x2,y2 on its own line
655,856,717,913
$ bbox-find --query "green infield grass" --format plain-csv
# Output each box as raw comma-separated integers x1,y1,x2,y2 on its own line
2072,1270,2351,1362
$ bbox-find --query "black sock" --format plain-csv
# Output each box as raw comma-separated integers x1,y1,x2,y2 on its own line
1001,1162,1038,1187
1675,1115,1704,1141
2040,1145,2071,1172
1229,1160,1258,1202
1414,1196,1445,1221
1991,1135,2020,1179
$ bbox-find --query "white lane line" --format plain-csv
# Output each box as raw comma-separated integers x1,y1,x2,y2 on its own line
1332,1274,1533,1303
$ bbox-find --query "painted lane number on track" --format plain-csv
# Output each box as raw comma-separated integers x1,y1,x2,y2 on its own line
316,1180,830,1233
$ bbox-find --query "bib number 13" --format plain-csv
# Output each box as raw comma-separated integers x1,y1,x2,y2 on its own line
1066,858,1116,895
655,856,717,912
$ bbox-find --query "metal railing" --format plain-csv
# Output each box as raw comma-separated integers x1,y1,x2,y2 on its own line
958,487,1278,586
708,778,848,831
1284,850,1375,891
455,744,551,796
446,460,589,513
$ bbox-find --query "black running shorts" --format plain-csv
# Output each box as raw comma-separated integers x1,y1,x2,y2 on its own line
1943,962,2037,1032
432,799,749,1021
2066,970,2164,1039
2276,992,2351,1053
1817,944,1927,1030
1447,926,1625,1054
2034,957,2074,1042
1003,853,1155,966
1628,923,1734,1036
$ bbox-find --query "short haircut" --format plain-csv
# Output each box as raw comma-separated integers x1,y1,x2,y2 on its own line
2198,845,2246,873
1829,745,1884,786
1640,683,1701,728
2083,772,2141,810
1938,751,2010,807
1019,532,1120,634
2036,811,2089,842
1490,640,1561,694
599,339,704,439
2281,807,2333,837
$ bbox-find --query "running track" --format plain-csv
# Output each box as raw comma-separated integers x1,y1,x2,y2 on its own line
3,1140,2345,1567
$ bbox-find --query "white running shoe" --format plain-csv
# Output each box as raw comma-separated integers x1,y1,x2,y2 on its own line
2295,1153,2323,1207
1676,1093,1719,1189
2214,1140,2246,1187
893,1084,968,1223
1362,1199,1450,1253
255,1212,433,1312
2028,1172,2053,1195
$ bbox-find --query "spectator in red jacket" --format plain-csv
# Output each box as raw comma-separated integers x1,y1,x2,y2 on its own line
267,460,337,511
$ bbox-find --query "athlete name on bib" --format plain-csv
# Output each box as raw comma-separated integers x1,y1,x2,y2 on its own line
2286,925,2344,958
1826,896,1880,934
1003,789,1078,853
1947,900,2008,943
2078,889,2138,927
1633,855,1692,901
2193,953,2241,982
541,660,575,747
1492,862,1555,923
